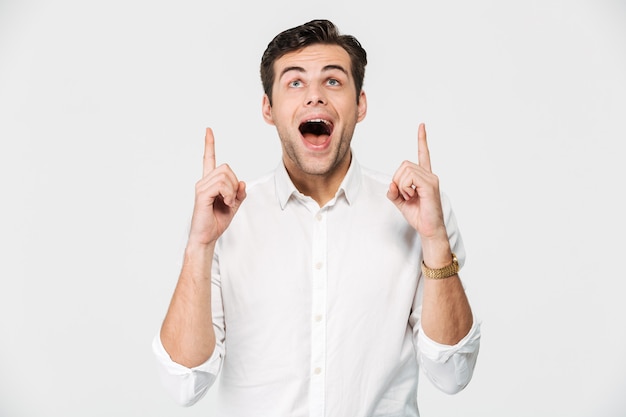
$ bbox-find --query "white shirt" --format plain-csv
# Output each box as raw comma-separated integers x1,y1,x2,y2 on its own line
153,157,481,417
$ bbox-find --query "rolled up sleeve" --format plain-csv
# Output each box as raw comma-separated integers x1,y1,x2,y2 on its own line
152,334,224,406
416,317,481,394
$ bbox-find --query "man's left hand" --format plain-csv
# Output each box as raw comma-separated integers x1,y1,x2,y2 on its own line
387,123,448,244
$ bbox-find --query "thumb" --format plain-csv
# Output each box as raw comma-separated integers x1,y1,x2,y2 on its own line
387,182,401,204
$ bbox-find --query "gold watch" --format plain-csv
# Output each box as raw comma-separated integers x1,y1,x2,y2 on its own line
421,253,459,280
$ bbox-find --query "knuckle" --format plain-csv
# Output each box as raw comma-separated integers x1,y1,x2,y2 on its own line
216,163,232,173
215,178,229,190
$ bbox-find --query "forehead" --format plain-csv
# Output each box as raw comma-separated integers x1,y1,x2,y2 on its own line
274,44,352,74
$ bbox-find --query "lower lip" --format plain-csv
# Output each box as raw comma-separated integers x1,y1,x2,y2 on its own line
301,135,332,151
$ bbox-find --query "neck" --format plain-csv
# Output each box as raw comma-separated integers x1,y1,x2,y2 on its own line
285,153,351,207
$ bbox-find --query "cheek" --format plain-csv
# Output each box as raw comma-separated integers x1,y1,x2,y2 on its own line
272,101,298,125
335,96,359,115
272,108,290,128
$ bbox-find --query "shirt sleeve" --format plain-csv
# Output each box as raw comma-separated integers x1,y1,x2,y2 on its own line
152,333,223,406
416,317,481,394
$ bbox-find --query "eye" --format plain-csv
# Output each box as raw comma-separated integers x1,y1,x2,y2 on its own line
289,80,303,88
327,78,341,86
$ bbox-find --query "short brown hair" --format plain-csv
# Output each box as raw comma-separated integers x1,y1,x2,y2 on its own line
260,19,367,105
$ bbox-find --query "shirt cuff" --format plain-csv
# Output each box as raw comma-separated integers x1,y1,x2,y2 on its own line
417,316,481,364
152,334,222,406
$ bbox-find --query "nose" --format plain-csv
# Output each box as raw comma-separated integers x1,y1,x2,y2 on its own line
305,86,326,106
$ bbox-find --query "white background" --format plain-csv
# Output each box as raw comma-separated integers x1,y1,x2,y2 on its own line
1,0,625,416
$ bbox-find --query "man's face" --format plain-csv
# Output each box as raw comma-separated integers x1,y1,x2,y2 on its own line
262,44,367,180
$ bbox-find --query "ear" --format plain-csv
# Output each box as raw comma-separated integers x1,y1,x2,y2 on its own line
357,90,367,122
262,94,275,125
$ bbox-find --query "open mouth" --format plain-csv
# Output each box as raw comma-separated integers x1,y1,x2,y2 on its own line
299,119,334,147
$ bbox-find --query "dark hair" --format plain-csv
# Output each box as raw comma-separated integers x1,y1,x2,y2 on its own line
260,19,367,105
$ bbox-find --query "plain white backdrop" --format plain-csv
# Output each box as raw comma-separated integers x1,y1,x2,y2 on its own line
1,0,625,416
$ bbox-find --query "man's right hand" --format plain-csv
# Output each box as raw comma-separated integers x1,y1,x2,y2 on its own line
160,127,243,367
188,128,246,246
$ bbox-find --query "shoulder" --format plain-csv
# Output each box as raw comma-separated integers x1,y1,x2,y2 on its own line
358,165,393,195
360,165,392,186
240,171,276,204
350,164,399,217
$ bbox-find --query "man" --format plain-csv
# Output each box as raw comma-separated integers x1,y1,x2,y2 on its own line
153,19,480,417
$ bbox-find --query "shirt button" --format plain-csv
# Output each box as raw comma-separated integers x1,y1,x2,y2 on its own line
314,367,322,375
315,314,323,322
315,262,323,270
316,213,323,221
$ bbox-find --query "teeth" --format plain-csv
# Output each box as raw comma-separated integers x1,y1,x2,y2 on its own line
307,119,330,125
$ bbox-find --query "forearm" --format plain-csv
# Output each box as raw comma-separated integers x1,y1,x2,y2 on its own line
420,236,473,345
160,242,216,368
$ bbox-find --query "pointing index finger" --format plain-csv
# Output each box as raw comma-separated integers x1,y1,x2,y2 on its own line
418,123,432,172
203,127,216,177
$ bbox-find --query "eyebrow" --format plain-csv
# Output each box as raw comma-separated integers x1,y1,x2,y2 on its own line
279,64,349,79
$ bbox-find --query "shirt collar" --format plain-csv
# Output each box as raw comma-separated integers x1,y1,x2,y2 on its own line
275,152,362,210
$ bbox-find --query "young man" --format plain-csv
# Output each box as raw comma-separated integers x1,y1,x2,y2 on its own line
154,19,480,417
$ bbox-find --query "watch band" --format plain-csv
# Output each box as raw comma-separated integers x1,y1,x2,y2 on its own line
421,253,459,280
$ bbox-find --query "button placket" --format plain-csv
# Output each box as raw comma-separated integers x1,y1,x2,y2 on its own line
310,208,327,417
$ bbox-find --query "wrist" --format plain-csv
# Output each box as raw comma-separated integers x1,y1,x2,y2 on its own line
180,242,215,284
184,240,216,261
420,235,452,269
